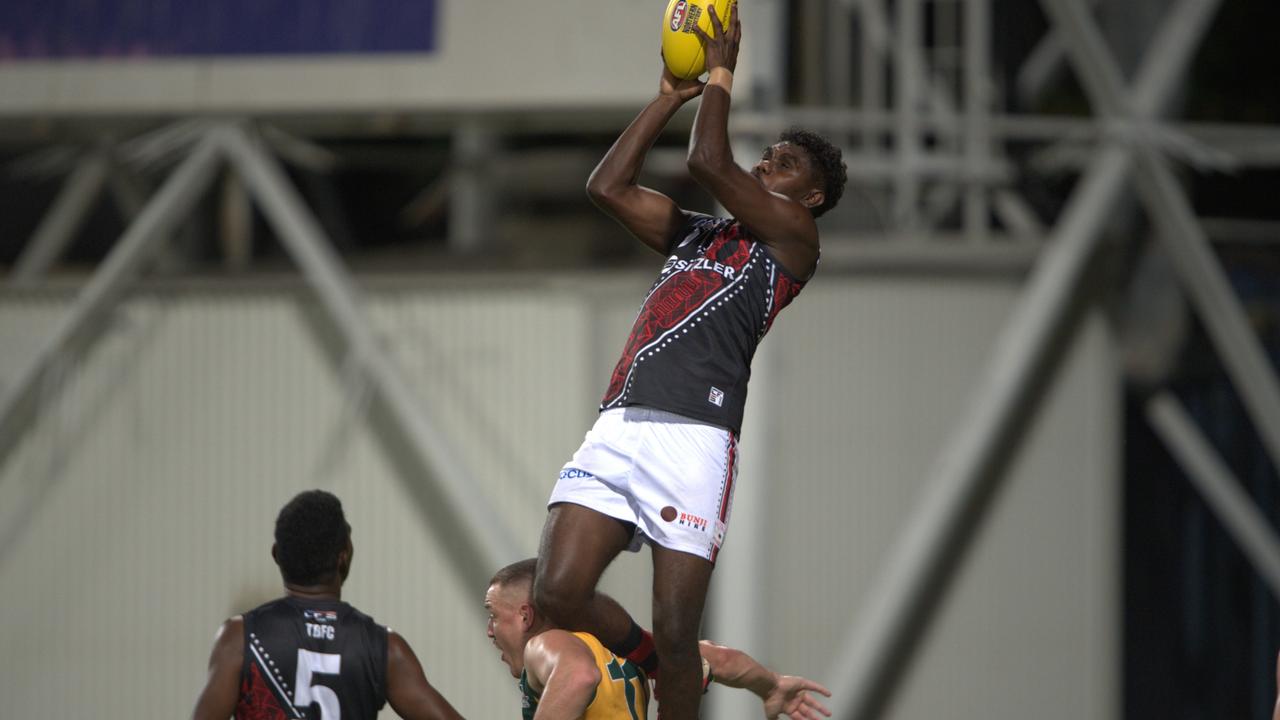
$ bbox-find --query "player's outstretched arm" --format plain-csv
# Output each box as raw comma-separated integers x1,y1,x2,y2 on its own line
191,617,244,720
687,4,819,278
586,66,704,255
524,630,602,720
699,640,832,720
386,631,465,720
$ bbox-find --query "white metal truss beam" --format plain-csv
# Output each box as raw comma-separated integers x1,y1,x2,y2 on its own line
7,130,185,288
1015,0,1101,105
104,159,149,219
1146,394,1280,601
9,150,111,286
1041,0,1280,477
825,0,1222,716
0,123,521,585
217,123,520,575
0,132,225,468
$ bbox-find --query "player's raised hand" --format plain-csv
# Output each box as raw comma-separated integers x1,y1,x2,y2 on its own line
692,2,741,73
660,56,706,101
761,674,832,720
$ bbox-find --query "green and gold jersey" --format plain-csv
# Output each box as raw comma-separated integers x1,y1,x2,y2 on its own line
519,632,648,720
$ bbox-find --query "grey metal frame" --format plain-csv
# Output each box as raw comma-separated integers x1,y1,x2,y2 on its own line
0,123,520,581
218,124,520,575
0,131,225,472
1147,393,1280,601
9,149,112,285
823,1,1280,718
1043,0,1280,478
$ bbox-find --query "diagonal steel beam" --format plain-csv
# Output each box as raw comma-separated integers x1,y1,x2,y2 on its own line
10,149,111,286
1042,0,1222,120
1131,147,1280,476
105,157,150,219
0,132,224,477
1147,393,1280,601
1015,0,1101,105
9,145,153,287
216,124,519,579
2,122,519,590
827,1,1222,717
1042,0,1280,477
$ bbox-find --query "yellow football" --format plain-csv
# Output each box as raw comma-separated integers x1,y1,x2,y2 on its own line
661,0,738,80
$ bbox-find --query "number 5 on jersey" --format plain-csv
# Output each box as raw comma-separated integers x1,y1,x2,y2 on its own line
296,649,342,719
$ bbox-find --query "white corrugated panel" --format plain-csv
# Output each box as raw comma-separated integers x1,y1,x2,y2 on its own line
0,272,1117,720
710,276,1117,720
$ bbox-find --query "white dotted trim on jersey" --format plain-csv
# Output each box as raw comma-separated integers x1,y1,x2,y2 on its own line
604,243,761,409
250,632,304,719
759,260,778,340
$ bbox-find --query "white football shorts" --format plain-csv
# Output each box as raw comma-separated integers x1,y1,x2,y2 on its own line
548,406,740,563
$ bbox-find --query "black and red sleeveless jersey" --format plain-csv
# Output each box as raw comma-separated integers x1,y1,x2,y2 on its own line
601,213,811,433
236,597,388,720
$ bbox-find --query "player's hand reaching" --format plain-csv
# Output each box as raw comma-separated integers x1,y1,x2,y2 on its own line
692,3,741,73
760,674,832,720
660,60,706,102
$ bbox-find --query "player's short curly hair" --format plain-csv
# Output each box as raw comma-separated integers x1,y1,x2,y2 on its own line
274,490,351,586
780,128,847,218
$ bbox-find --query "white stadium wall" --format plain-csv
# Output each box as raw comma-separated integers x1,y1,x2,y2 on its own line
0,0,758,116
0,271,1117,719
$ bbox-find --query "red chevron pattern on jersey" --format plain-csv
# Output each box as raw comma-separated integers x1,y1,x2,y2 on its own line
237,662,293,720
603,225,748,403
766,267,804,332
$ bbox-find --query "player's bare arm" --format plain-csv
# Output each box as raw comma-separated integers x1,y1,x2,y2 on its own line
386,630,465,720
698,640,833,720
523,630,603,720
190,617,244,720
688,4,821,279
586,65,705,255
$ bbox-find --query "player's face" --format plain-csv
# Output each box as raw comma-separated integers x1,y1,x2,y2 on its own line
485,583,529,678
750,142,821,209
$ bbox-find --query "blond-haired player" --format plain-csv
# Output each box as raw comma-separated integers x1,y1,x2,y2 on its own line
487,559,831,719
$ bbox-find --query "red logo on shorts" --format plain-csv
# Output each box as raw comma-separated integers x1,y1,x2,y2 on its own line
663,506,708,532
678,511,709,533
670,1,688,32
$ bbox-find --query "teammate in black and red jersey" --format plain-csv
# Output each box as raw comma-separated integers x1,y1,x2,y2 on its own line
532,5,846,720
190,490,462,720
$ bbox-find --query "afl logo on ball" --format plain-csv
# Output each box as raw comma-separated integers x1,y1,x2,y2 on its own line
670,1,688,32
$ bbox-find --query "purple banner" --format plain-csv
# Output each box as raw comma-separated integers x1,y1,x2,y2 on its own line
0,0,437,59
